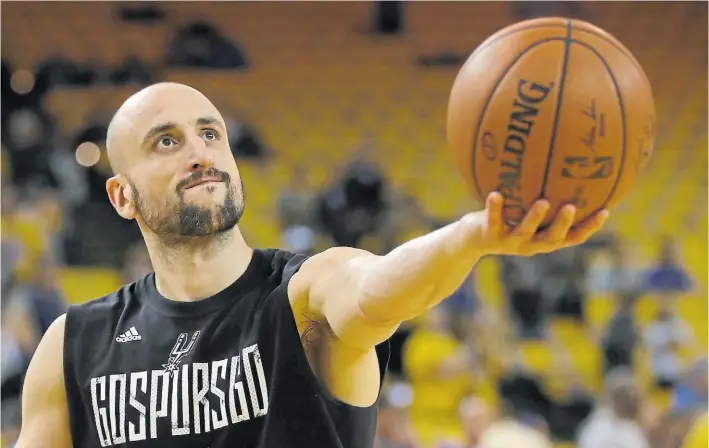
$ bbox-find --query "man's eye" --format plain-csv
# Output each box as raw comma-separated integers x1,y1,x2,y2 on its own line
203,130,218,141
157,137,175,148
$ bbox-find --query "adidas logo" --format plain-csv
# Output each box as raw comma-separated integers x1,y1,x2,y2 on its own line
116,326,142,343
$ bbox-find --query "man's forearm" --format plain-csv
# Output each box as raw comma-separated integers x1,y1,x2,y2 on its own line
353,216,485,324
314,195,602,349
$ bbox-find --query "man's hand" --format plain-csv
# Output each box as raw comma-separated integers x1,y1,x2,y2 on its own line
461,192,610,257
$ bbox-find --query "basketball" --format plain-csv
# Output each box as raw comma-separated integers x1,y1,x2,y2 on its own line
447,17,656,227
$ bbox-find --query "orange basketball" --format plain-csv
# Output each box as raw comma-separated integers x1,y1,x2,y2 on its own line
447,17,656,227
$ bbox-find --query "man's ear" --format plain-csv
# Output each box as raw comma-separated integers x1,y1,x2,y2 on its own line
106,174,136,220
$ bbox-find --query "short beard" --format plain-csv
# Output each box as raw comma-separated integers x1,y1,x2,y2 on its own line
131,172,245,241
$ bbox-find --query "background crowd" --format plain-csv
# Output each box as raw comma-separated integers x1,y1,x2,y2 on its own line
1,2,707,448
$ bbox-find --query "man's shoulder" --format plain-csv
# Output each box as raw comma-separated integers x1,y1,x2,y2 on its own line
257,248,307,282
259,247,300,267
258,247,365,281
280,246,371,289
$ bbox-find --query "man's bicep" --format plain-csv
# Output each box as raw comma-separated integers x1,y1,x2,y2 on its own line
290,247,400,350
16,314,72,448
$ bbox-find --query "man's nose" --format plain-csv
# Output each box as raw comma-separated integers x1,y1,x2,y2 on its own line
186,135,214,171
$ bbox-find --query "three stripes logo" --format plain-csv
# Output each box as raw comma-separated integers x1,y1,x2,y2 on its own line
116,326,142,343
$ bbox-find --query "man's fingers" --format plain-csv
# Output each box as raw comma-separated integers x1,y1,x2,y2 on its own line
535,204,576,244
563,210,610,246
509,200,550,243
486,192,504,234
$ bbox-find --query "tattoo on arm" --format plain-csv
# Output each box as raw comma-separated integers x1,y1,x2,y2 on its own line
300,312,337,378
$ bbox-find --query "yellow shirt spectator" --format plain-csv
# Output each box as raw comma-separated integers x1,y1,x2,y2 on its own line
2,212,47,282
683,411,708,448
403,307,475,447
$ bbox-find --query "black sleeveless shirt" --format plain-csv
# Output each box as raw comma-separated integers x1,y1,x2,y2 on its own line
63,249,389,448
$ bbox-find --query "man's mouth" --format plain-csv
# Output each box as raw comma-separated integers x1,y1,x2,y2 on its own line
185,177,223,190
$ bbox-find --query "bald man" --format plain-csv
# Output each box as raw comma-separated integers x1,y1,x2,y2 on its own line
16,83,608,448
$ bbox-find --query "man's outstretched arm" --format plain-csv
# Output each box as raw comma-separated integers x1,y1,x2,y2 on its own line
291,193,609,350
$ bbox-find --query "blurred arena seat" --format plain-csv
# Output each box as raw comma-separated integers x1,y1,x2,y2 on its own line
58,267,123,304
3,1,706,422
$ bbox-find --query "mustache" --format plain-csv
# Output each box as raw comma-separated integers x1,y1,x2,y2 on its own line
176,168,231,192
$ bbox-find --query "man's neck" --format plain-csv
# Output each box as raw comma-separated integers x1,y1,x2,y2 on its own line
145,228,253,302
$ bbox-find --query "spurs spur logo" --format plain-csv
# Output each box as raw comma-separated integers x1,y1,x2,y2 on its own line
162,331,201,375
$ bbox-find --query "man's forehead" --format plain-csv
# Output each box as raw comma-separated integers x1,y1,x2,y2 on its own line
119,84,224,139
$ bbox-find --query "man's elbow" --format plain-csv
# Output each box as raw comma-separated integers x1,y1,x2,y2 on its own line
332,284,441,350
322,294,404,351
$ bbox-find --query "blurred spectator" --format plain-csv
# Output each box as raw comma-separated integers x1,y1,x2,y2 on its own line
1,396,21,448
6,254,67,347
403,307,476,446
643,236,693,296
118,3,166,23
541,246,588,322
681,411,708,448
497,347,594,442
647,409,698,448
589,235,643,294
226,117,267,159
458,396,493,448
1,238,22,289
1,286,29,401
477,416,552,448
642,301,694,390
2,252,67,447
32,190,70,263
8,141,87,262
601,290,640,375
577,368,650,448
47,145,89,215
374,382,419,448
499,256,546,339
606,238,643,293
109,55,154,86
472,306,517,379
277,166,318,255
2,186,52,283
441,270,478,324
3,108,58,189
166,21,248,69
584,237,642,295
513,1,588,20
317,143,391,249
671,359,708,415
5,137,78,262
546,347,596,440
123,241,153,283
35,57,103,89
